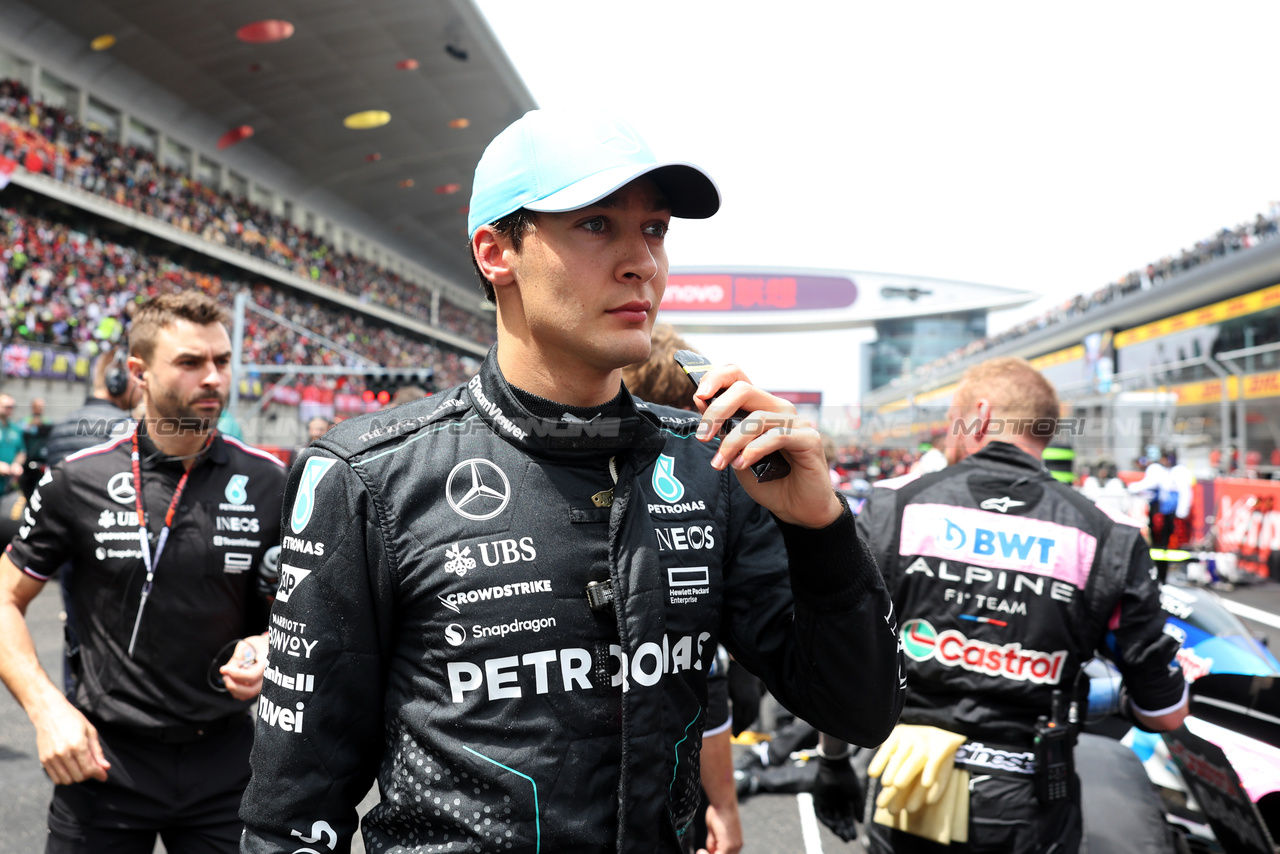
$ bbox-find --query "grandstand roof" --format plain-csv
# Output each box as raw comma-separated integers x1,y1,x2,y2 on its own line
0,0,536,307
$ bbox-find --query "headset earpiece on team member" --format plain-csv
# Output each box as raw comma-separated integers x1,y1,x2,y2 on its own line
105,348,130,397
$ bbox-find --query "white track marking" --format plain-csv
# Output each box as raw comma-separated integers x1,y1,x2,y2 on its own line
1219,598,1280,631
796,792,825,854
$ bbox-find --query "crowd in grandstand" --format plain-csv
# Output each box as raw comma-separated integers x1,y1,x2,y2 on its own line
0,78,494,348
892,203,1280,386
0,205,478,390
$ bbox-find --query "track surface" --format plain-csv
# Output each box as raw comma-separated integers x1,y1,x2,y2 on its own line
2,580,1277,853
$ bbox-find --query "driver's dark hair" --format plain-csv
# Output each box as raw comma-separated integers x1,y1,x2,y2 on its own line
469,209,538,303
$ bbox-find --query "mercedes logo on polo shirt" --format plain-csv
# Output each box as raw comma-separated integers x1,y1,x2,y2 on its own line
107,472,136,505
445,459,511,521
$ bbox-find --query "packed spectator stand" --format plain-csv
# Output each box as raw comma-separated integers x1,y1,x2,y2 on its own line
0,204,480,394
890,201,1280,387
0,77,495,355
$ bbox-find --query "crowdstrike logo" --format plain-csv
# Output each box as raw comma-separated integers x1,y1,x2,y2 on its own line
438,579,553,613
445,459,511,521
901,618,1067,685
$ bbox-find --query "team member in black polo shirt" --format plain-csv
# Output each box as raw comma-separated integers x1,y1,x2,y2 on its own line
0,292,285,853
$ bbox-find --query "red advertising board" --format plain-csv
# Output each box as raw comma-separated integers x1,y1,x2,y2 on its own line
661,273,857,312
1212,478,1280,578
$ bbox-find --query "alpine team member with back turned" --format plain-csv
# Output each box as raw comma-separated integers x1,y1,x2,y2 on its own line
240,109,904,853
814,357,1187,853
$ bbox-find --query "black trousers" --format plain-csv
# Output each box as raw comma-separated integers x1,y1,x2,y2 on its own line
866,772,1081,854
46,715,253,854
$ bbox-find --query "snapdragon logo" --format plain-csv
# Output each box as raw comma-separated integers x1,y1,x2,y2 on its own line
444,624,467,647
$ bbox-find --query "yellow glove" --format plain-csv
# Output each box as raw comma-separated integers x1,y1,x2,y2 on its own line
868,725,967,814
874,769,971,845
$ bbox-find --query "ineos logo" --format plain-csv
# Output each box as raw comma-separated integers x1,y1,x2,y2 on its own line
445,459,511,521
107,472,135,505
444,624,467,647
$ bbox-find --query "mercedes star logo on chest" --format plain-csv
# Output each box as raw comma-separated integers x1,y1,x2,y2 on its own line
445,459,511,521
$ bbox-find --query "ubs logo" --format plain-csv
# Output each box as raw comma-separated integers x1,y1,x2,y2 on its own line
446,459,511,521
107,472,135,505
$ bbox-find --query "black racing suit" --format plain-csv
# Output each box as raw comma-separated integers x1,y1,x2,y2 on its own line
240,350,905,854
856,442,1185,854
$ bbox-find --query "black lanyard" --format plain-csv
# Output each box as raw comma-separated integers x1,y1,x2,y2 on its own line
126,428,214,657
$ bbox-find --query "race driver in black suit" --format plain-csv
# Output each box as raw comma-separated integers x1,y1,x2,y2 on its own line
240,108,905,854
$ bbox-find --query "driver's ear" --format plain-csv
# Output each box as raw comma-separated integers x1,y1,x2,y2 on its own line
472,225,516,289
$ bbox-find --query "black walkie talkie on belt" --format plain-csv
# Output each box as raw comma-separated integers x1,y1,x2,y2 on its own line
1034,689,1073,804
672,350,791,483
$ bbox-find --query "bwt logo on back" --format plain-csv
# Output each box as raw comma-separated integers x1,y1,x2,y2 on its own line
941,519,1055,564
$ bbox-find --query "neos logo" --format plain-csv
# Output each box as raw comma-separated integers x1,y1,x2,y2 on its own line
940,519,1055,565
107,472,135,505
444,624,466,647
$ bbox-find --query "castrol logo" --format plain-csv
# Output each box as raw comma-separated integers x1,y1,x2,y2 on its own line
901,619,1067,685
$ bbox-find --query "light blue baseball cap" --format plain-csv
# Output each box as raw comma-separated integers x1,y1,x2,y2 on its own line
468,109,720,238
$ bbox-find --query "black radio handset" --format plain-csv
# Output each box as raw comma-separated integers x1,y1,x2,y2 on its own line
1034,688,1073,804
672,349,791,483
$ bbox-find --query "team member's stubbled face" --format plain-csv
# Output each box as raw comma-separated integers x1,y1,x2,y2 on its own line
143,320,232,434
509,177,671,377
